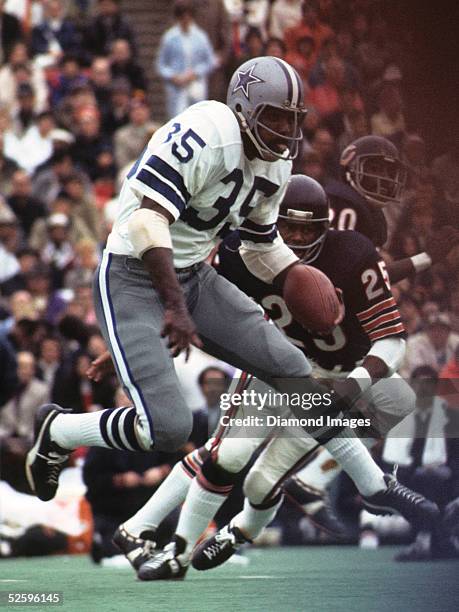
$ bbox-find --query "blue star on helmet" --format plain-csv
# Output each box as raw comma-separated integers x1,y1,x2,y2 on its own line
232,64,264,100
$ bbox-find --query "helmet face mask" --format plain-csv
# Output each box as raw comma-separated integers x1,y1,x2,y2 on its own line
227,56,307,161
278,174,330,262
341,136,407,208
277,216,329,262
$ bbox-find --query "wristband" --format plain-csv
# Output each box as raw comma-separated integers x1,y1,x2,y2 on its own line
410,252,432,273
347,366,372,393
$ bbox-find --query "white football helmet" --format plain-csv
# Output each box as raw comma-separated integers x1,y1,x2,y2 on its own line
227,56,306,161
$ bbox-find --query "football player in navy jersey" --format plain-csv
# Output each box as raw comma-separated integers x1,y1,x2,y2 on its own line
327,135,459,282
126,177,438,580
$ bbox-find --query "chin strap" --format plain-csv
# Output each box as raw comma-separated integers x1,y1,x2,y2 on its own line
236,110,267,160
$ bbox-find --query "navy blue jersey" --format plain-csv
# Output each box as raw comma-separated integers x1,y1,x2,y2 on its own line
217,229,405,372
325,179,388,248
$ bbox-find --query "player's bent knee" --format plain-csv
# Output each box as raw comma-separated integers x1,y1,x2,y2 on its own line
243,467,276,506
215,437,257,473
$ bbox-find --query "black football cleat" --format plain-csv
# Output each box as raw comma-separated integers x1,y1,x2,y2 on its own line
137,535,189,581
112,525,158,571
283,477,347,538
192,524,252,571
25,404,71,501
362,468,440,531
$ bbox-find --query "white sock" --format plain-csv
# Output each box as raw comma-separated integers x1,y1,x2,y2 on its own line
323,429,385,496
124,462,192,536
294,449,341,492
233,497,283,540
175,477,228,559
50,411,109,450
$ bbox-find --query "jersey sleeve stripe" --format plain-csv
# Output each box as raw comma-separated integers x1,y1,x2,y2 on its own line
241,219,277,233
135,169,186,215
357,297,396,322
368,322,405,341
239,227,278,243
361,309,402,332
145,155,191,203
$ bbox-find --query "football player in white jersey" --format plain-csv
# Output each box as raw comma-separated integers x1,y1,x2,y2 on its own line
26,57,435,575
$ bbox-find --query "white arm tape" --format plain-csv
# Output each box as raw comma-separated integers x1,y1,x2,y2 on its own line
239,242,299,284
410,252,432,272
347,366,372,393
347,338,406,391
127,208,172,258
367,337,406,373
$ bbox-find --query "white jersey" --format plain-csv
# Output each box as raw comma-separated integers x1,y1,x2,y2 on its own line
106,101,292,268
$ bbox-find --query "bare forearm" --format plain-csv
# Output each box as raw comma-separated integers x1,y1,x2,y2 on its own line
142,247,186,310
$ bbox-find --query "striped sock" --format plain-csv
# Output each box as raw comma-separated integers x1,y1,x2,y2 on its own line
50,407,145,451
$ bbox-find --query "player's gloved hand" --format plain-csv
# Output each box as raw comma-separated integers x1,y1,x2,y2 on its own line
161,305,203,360
425,225,459,263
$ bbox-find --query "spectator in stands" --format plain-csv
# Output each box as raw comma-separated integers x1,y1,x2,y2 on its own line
156,0,216,119
432,134,459,211
264,37,286,59
0,350,49,492
0,41,48,115
191,365,231,448
114,98,158,171
7,170,47,238
23,262,67,324
64,238,99,290
29,192,95,252
0,131,19,197
0,248,40,297
0,333,18,406
370,82,405,141
285,35,316,85
84,0,136,58
61,173,100,241
31,0,81,66
308,56,353,123
449,289,459,334
0,206,21,286
193,0,231,102
49,54,88,108
87,56,112,121
269,0,302,40
37,335,61,388
52,348,116,413
0,0,23,63
284,1,334,56
101,78,131,136
310,126,339,181
41,212,75,288
71,107,114,181
108,38,146,96
32,150,76,207
401,313,459,377
398,295,422,335
54,82,98,132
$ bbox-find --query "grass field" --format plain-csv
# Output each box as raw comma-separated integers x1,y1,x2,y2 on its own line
0,547,457,612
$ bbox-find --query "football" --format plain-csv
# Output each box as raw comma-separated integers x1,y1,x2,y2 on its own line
283,264,342,333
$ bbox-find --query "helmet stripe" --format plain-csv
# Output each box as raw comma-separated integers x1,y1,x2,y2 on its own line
274,58,300,107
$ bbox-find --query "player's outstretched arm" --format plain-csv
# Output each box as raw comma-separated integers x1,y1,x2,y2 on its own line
387,225,459,283
129,198,202,359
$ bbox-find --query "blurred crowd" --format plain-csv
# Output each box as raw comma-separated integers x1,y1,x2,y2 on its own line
0,0,458,561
